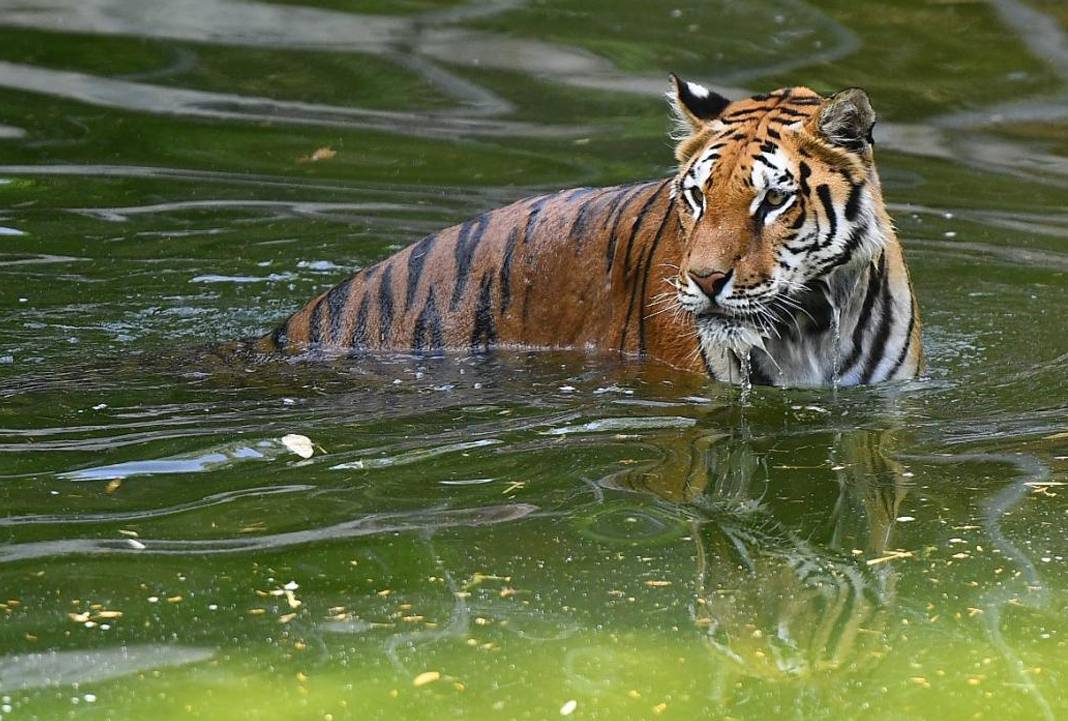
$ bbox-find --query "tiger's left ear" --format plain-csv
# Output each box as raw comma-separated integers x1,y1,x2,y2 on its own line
817,88,876,153
668,74,730,131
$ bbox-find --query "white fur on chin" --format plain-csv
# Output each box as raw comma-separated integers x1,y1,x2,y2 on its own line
696,315,768,356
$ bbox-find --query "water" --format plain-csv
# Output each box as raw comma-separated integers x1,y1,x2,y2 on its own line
831,306,842,390
1,1,1068,719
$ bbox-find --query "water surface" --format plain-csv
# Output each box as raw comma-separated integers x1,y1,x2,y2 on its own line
2,1,1068,719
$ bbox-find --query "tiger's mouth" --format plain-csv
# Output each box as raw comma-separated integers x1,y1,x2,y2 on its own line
694,312,768,354
673,274,789,353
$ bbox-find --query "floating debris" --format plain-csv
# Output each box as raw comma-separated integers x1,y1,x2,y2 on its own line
281,434,315,459
298,147,337,163
412,671,440,687
560,699,577,716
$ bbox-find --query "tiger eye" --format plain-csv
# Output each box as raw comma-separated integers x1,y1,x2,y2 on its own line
765,189,789,207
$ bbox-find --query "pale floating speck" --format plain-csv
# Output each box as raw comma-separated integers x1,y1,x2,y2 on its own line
281,434,314,459
559,385,576,393
300,146,336,162
560,699,577,716
412,671,440,687
896,516,916,522
126,538,147,550
284,580,299,591
83,694,97,703
92,403,108,411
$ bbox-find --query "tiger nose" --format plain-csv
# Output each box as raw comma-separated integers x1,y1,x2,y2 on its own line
688,269,731,300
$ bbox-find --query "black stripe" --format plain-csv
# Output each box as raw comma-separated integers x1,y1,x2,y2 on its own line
817,221,869,274
699,346,718,381
411,289,444,351
844,181,865,222
723,109,764,121
568,190,606,250
602,185,632,273
470,272,497,351
798,162,812,196
840,253,886,375
621,181,671,276
753,154,778,171
626,189,675,353
816,184,837,247
606,183,657,273
789,195,808,229
860,268,896,384
405,234,436,311
885,300,917,379
326,277,353,344
451,212,490,310
500,194,550,311
523,195,549,243
309,296,326,345
351,294,370,349
377,264,394,345
499,226,520,312
270,322,288,351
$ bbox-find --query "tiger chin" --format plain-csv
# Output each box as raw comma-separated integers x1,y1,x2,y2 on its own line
257,76,922,388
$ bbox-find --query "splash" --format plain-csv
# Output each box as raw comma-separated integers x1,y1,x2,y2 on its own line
738,348,753,403
831,305,843,390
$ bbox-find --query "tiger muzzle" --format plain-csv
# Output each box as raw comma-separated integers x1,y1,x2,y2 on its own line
688,268,732,302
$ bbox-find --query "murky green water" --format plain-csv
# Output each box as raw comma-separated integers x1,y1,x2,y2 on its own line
2,1,1068,719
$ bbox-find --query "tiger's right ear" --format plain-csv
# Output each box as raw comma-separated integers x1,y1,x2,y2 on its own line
668,74,730,132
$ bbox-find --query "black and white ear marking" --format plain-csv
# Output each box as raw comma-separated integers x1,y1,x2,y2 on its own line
818,88,876,152
669,73,730,128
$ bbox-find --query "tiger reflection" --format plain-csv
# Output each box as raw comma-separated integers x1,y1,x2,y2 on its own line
602,423,907,681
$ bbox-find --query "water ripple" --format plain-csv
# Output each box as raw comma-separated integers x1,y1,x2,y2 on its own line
0,503,539,562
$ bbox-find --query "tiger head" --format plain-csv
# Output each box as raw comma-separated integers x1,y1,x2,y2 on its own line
667,76,889,353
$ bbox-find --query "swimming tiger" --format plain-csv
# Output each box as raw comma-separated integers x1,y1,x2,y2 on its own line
258,76,923,387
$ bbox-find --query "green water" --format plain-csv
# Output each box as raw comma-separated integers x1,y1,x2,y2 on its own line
2,1,1068,719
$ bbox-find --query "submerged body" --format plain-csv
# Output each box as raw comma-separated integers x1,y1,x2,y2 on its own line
261,81,922,387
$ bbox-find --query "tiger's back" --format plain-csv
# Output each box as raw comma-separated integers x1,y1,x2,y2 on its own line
261,179,701,369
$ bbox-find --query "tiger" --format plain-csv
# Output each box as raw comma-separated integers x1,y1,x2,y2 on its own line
257,76,923,387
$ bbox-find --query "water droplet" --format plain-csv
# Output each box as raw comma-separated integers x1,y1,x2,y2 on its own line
831,305,842,390
739,349,753,402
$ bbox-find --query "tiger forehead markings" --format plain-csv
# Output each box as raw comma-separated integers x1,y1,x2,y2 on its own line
256,76,922,388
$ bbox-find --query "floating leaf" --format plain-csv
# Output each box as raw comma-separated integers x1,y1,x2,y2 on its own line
281,434,314,459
